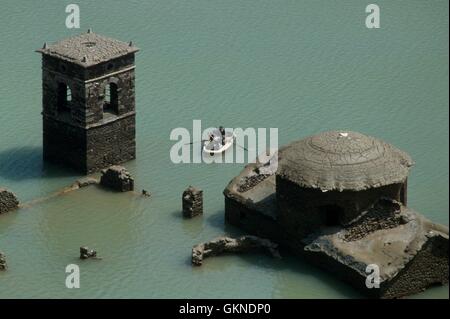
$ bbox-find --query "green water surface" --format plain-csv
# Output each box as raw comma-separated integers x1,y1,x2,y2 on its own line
0,0,448,298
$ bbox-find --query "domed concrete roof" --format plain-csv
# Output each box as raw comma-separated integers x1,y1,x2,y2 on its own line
277,131,414,191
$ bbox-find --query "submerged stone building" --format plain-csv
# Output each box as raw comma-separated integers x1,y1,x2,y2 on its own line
224,130,448,298
276,131,412,238
36,30,139,174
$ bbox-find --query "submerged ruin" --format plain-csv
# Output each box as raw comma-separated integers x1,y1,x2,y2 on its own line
80,246,99,260
182,186,204,218
100,166,134,192
36,31,139,174
224,130,449,298
0,252,7,271
192,235,280,266
0,188,19,214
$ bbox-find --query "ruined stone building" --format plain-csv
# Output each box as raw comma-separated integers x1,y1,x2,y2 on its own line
36,30,139,174
224,130,448,298
275,131,412,239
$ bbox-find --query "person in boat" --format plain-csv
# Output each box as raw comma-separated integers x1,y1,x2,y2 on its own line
219,126,226,146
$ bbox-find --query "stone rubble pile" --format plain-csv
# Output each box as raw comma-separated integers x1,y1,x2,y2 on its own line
100,166,134,192
0,188,19,214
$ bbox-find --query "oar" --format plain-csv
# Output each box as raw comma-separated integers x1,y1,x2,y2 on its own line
235,139,258,152
183,140,207,146
236,143,249,151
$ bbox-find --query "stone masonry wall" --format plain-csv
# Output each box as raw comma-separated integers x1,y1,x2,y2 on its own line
42,54,135,81
85,54,135,79
276,176,404,238
100,166,134,192
182,186,203,218
41,53,136,174
42,56,87,125
85,68,135,124
85,115,136,174
43,55,135,126
380,234,449,298
225,197,286,245
43,117,87,172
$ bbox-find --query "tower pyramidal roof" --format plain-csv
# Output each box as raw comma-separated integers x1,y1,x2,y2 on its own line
36,30,139,67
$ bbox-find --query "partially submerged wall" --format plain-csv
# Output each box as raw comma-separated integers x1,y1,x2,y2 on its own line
276,176,404,238
380,233,449,298
224,163,449,299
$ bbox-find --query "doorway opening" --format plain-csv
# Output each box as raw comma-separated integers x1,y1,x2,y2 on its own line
319,205,344,226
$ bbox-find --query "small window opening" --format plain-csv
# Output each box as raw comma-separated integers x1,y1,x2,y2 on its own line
103,82,119,115
67,86,72,102
57,83,71,113
105,84,111,104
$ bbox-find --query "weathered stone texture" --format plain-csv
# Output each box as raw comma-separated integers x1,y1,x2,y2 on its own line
301,214,449,299
0,188,19,214
37,32,138,68
342,198,406,242
75,177,99,188
277,130,413,192
225,196,286,244
86,115,136,173
223,131,449,298
84,68,136,125
192,235,280,266
43,118,87,171
38,32,138,174
380,233,448,298
80,246,97,260
0,251,8,271
277,177,405,238
182,186,203,218
85,54,136,79
100,166,134,192
237,173,271,193
225,166,449,299
0,252,7,271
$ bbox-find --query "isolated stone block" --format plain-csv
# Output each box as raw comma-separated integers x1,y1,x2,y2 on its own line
0,188,19,214
0,252,7,271
80,246,98,260
100,166,134,192
182,186,203,218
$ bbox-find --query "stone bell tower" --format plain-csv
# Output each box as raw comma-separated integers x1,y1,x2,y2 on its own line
36,30,139,174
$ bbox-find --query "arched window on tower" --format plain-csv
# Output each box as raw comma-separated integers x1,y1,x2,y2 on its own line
57,82,71,113
103,82,119,115
67,86,72,102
